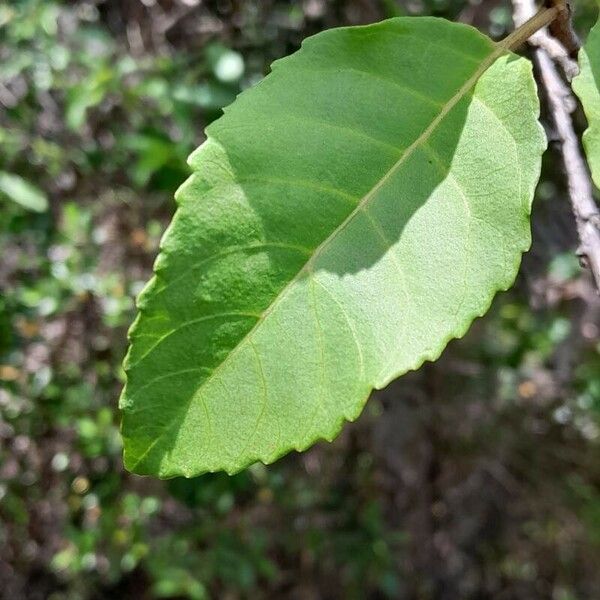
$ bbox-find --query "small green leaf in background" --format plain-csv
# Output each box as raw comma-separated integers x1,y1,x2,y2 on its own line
574,15,600,187
0,171,48,212
120,17,545,478
65,65,114,131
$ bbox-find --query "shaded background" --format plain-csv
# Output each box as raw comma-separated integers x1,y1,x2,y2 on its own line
2,0,600,598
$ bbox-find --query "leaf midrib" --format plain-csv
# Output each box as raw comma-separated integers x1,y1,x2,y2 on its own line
128,36,511,473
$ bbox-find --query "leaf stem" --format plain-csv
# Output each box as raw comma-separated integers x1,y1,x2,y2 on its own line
501,4,561,51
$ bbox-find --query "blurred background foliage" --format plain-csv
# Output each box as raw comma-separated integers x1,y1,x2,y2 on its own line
1,0,600,598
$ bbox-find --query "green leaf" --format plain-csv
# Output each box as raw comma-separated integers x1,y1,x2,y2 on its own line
120,17,545,478
65,65,113,131
573,17,600,188
0,171,48,212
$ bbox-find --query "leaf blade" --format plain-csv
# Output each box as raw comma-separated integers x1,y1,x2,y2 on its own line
0,172,48,213
573,17,600,188
121,17,545,478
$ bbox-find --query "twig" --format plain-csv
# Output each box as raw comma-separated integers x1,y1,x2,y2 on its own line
503,5,562,51
512,0,600,292
545,0,581,57
513,0,578,79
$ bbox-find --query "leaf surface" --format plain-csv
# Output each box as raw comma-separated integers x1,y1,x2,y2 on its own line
574,17,600,187
121,17,545,478
0,172,48,213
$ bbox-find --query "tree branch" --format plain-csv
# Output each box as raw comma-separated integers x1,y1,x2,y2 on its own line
513,0,578,79
512,0,600,292
544,0,581,58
